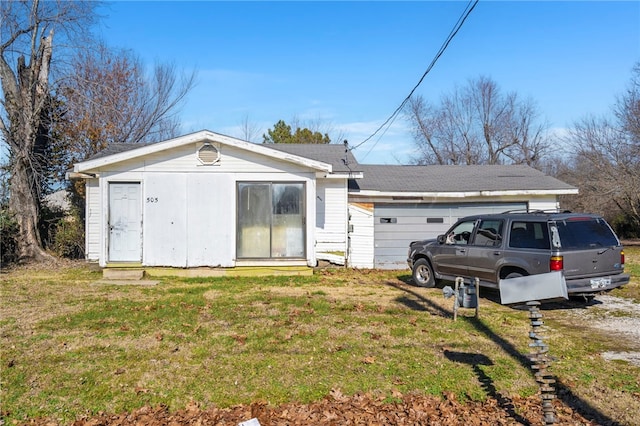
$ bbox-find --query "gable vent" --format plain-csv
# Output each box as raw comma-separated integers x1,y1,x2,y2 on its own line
198,143,220,165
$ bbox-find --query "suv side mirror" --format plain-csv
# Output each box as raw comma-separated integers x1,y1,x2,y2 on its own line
437,234,446,244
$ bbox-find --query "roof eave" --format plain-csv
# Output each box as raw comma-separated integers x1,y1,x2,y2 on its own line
348,189,579,198
319,171,363,179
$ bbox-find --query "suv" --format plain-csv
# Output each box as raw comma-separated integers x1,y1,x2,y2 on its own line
407,211,629,296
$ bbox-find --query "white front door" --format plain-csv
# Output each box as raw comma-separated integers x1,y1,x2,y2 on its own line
108,183,142,262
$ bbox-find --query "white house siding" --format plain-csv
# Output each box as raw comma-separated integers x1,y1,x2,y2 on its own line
88,142,321,268
103,143,315,175
315,179,348,256
186,173,234,267
529,197,560,212
138,173,235,267
85,178,101,261
347,203,374,268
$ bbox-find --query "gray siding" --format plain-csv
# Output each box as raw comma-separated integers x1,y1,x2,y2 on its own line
374,202,527,269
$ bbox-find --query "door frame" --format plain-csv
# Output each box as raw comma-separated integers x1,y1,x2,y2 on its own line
107,181,143,263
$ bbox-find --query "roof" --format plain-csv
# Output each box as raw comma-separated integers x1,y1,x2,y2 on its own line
348,164,578,196
266,143,361,173
86,142,154,161
72,130,576,196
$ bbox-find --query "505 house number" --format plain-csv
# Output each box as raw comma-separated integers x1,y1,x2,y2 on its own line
146,197,159,203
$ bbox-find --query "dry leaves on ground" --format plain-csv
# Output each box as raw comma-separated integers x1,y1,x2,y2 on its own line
22,390,604,426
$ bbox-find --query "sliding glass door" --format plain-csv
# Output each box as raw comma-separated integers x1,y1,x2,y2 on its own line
237,182,305,258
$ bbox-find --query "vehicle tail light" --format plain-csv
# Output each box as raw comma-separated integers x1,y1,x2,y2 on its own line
621,250,625,267
550,255,563,271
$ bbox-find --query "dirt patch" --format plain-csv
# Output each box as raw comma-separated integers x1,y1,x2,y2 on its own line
565,294,640,366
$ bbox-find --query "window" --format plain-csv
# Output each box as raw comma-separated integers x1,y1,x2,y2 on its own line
445,220,476,245
555,218,619,249
509,221,550,249
473,219,503,246
237,182,305,258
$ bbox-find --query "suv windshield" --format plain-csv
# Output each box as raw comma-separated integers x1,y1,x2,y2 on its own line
554,218,619,249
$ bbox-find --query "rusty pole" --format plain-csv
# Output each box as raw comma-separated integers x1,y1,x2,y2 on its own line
527,300,557,425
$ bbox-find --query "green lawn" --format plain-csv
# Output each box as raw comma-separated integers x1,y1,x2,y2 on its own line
1,250,639,424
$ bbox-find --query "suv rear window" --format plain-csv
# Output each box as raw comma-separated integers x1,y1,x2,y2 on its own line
554,218,619,249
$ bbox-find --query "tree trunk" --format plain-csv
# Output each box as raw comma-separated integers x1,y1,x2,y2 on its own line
8,152,51,262
0,25,55,262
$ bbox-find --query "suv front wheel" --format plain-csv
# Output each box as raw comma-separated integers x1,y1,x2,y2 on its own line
412,258,436,288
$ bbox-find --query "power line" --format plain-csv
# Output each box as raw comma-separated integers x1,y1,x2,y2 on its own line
351,0,479,156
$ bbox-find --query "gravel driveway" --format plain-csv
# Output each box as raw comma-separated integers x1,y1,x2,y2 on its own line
566,294,640,366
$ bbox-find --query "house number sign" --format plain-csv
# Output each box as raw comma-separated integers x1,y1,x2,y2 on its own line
146,197,159,203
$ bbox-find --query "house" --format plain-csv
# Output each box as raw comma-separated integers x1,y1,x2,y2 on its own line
68,130,361,275
69,130,578,275
344,164,578,268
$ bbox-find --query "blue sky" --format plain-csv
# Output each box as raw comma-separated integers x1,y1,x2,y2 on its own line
96,1,640,164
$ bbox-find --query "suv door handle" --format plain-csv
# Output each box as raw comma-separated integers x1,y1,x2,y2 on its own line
493,251,501,255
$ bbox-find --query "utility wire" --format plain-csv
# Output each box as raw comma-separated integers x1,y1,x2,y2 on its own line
351,0,479,155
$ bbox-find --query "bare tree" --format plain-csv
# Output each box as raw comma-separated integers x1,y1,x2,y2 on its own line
237,114,261,143
0,0,97,262
406,76,550,166
55,42,196,172
616,63,640,142
562,65,640,232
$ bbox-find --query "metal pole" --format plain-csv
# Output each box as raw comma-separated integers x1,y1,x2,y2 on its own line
527,300,556,425
474,277,480,318
453,277,463,321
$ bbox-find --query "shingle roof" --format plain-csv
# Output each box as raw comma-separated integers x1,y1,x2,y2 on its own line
86,143,153,161
266,143,360,173
85,138,575,194
86,141,358,173
348,164,576,193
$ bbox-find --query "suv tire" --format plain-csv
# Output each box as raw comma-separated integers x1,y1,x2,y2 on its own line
412,258,436,288
505,272,524,279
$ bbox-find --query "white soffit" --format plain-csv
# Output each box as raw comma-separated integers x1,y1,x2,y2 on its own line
349,188,579,198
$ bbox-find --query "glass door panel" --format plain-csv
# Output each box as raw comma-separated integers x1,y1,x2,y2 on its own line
272,183,304,257
237,183,271,258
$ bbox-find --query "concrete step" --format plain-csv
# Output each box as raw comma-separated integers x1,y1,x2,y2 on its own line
103,269,145,280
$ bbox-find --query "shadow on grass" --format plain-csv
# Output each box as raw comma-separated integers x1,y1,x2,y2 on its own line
390,275,621,426
385,279,451,318
399,271,603,312
444,350,531,426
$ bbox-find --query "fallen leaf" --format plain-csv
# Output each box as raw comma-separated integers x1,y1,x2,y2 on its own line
232,334,247,345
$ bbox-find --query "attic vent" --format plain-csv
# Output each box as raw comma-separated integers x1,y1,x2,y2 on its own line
198,143,220,165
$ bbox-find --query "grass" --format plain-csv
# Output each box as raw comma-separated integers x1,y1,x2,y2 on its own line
1,251,639,424
614,245,640,301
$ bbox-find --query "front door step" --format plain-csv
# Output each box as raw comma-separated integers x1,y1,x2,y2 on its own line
103,268,144,280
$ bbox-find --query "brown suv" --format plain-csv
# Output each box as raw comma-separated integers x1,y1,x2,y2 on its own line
407,211,629,296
